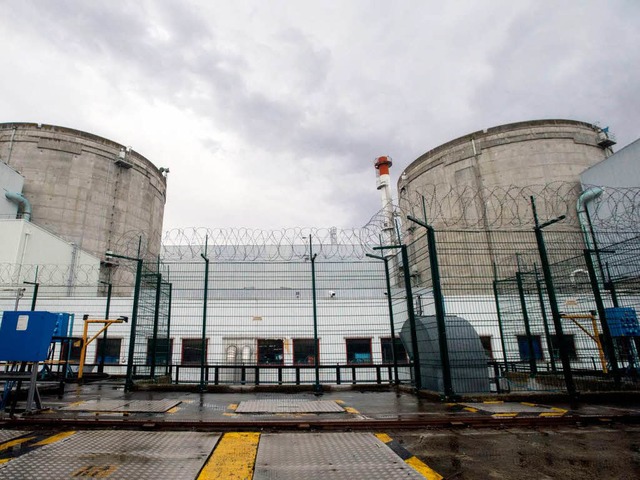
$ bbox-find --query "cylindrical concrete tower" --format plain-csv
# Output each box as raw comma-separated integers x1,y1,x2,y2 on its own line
398,119,613,229
0,123,166,273
397,119,615,291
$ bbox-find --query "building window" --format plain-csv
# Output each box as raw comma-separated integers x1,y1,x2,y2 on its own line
517,335,543,361
549,334,577,360
293,339,319,364
182,339,207,365
60,338,83,363
479,335,494,359
380,338,408,363
346,338,372,364
257,339,284,364
95,338,122,365
147,338,173,365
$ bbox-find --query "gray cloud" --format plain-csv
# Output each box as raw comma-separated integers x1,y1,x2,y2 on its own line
1,0,638,230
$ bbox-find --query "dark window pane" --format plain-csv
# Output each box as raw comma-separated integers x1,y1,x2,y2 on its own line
293,339,318,364
517,335,543,361
60,338,82,362
147,338,173,365
95,338,122,365
258,339,284,364
346,338,372,364
380,338,408,363
550,334,577,360
479,336,493,359
182,339,206,365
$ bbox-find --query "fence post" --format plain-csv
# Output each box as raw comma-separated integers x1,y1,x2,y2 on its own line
150,273,162,379
366,252,399,385
200,237,210,392
309,235,322,394
166,282,173,377
584,249,620,385
97,281,112,374
106,250,143,392
374,244,422,390
534,267,557,373
492,265,509,370
516,271,538,375
530,197,577,401
406,215,454,398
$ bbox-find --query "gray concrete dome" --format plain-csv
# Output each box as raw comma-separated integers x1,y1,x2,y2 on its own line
398,119,612,229
0,123,166,266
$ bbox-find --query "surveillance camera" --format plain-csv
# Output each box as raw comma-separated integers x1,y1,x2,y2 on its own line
329,291,336,298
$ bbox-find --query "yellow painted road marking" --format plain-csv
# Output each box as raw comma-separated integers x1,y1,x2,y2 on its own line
228,403,238,410
67,401,84,407
492,413,518,418
344,406,360,414
166,406,179,414
406,455,444,480
550,407,568,413
521,402,537,407
0,436,36,452
335,399,345,404
375,433,393,443
539,412,566,417
375,433,443,479
198,432,260,480
483,400,504,404
32,431,76,446
463,407,479,413
0,459,10,464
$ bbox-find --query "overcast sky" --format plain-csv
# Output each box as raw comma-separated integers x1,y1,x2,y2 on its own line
1,1,638,231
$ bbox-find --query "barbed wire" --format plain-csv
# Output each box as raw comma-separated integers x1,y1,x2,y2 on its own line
399,182,640,230
160,226,383,261
0,263,102,286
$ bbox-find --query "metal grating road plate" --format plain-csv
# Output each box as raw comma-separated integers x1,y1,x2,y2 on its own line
254,432,425,479
236,399,344,413
61,398,180,413
0,431,220,480
0,430,27,443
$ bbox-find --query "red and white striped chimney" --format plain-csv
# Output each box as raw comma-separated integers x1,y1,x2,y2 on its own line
374,156,395,242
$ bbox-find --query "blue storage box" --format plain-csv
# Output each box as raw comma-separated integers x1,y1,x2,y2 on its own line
605,307,640,337
0,311,59,361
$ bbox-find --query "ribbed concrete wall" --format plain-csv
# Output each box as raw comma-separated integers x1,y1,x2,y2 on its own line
397,120,612,292
399,120,608,202
0,123,166,269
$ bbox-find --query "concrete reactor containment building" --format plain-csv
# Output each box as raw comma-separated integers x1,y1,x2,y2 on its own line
398,119,615,229
396,119,617,291
0,123,167,277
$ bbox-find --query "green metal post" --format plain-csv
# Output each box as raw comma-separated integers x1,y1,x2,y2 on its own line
406,214,454,398
374,244,422,390
150,273,162,379
98,281,112,373
584,250,620,384
200,237,210,392
24,281,39,311
533,266,556,373
605,262,620,307
530,196,577,401
366,253,399,385
107,251,143,392
166,282,173,376
310,236,322,394
516,272,538,375
492,264,509,368
25,267,39,311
